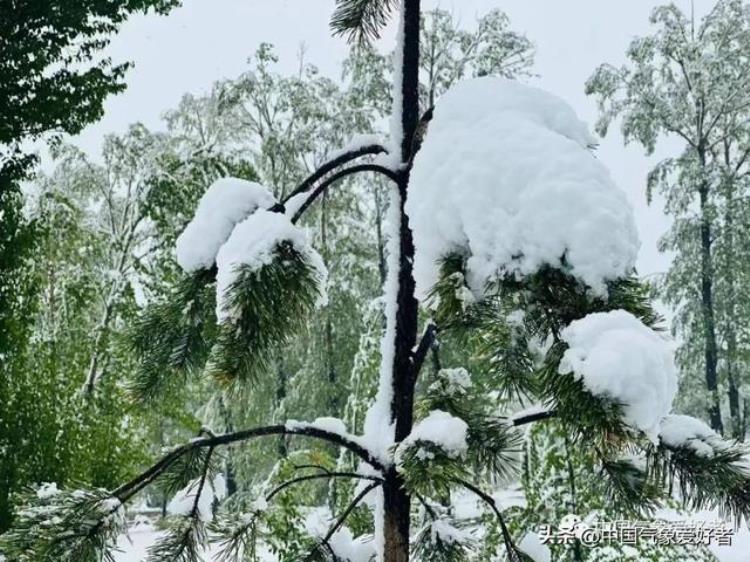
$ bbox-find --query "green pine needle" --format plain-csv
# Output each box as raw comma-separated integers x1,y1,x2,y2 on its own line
206,241,324,387
330,0,398,43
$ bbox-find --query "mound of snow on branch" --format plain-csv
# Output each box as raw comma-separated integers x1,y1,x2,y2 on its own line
396,410,468,466
558,310,677,441
215,210,328,321
406,77,639,299
176,178,276,272
659,414,727,458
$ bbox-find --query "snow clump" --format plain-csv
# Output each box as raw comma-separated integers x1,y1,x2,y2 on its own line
176,177,275,272
558,310,677,441
406,77,639,300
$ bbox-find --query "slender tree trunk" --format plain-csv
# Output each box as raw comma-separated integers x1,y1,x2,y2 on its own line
382,1,421,560
720,154,742,440
321,193,339,414
698,168,723,434
276,363,288,458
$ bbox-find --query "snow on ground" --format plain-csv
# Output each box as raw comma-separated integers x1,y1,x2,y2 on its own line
114,511,750,562
406,76,639,301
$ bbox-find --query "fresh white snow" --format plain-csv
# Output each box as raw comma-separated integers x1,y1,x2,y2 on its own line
659,414,726,458
166,473,226,523
361,185,401,468
304,507,376,562
558,310,677,441
428,519,472,545
285,416,348,436
396,409,469,466
214,209,328,321
518,531,552,562
429,367,473,396
35,482,60,499
175,177,276,272
406,76,639,300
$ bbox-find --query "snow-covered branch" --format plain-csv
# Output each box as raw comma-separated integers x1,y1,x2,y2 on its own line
111,423,386,504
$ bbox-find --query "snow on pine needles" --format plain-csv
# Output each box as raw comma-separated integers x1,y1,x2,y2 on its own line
406,76,639,300
176,178,276,272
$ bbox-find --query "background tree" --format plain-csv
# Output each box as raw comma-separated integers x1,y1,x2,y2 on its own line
0,0,180,530
586,0,750,437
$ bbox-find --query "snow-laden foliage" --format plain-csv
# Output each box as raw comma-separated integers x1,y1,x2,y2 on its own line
659,414,728,458
215,209,328,321
407,77,639,300
176,177,276,273
395,409,469,466
558,309,678,440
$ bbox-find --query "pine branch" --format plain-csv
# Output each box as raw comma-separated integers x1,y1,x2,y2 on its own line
652,441,750,525
330,0,398,42
412,321,438,381
265,471,383,503
147,447,216,562
127,269,217,402
452,479,522,562
511,410,556,426
291,163,399,223
304,481,381,561
278,143,388,207
0,488,125,562
112,423,385,503
207,242,323,386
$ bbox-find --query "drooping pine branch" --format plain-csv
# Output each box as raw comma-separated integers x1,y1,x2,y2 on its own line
330,0,398,42
207,243,323,386
147,447,216,562
278,143,388,207
453,479,523,562
113,423,385,503
291,163,399,223
127,268,217,402
304,481,381,561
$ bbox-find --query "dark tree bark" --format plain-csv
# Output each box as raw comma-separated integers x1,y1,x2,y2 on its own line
698,162,723,434
381,0,421,560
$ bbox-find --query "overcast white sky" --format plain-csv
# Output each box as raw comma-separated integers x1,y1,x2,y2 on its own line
71,0,710,279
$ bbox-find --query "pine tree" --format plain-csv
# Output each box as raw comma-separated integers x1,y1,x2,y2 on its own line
4,2,750,561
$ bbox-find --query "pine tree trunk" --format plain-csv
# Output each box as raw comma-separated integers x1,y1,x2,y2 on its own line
698,168,723,434
382,0,421,559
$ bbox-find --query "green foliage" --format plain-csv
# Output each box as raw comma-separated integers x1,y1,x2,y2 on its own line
208,242,326,386
0,487,125,562
330,0,397,42
587,0,750,435
0,0,179,147
128,270,218,401
651,440,750,525
148,515,207,562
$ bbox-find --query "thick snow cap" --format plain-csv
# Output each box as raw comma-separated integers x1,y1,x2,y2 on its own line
214,209,328,322
176,177,276,272
558,310,678,441
406,77,639,300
